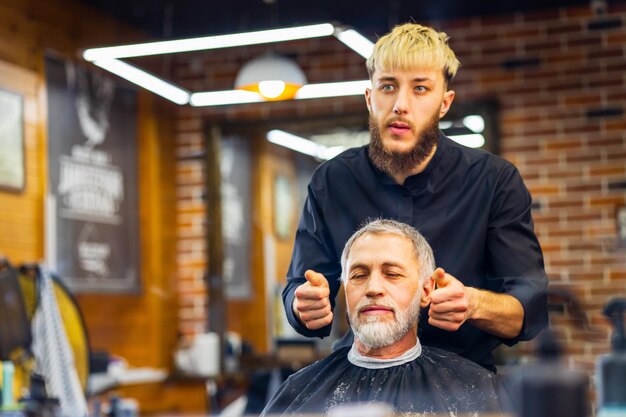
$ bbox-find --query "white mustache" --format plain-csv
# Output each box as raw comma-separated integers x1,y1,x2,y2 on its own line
355,298,397,314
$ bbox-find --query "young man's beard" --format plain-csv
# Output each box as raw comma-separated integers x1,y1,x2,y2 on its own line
368,111,440,178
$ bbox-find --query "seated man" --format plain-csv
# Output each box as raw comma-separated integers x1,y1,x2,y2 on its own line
262,219,500,416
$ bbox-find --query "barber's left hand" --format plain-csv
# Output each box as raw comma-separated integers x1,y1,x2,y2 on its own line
428,267,477,331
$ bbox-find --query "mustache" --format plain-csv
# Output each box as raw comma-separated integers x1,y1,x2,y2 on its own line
385,116,416,131
355,298,398,313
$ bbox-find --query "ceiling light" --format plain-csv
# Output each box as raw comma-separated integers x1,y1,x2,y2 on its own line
334,28,375,58
235,54,306,101
448,134,485,148
295,80,371,100
190,90,263,106
82,22,374,106
462,115,485,133
91,58,190,105
266,129,344,160
83,23,335,60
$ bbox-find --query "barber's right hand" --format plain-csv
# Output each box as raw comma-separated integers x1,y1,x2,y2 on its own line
293,269,333,330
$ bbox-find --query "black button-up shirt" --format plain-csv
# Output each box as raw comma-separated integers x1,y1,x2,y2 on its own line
283,133,548,371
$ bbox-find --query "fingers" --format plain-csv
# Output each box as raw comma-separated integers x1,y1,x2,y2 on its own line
433,267,452,289
305,269,328,288
428,315,465,332
294,270,333,330
294,295,333,330
428,268,469,332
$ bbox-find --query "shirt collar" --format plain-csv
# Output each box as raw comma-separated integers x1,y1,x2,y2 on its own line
347,339,422,369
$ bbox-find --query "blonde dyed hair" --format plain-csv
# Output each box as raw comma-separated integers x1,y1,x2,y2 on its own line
366,23,461,87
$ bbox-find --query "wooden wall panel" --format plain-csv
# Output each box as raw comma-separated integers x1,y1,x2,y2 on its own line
0,0,180,402
0,59,43,263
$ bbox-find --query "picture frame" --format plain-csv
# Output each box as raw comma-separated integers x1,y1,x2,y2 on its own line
274,173,294,240
616,205,626,246
0,87,25,192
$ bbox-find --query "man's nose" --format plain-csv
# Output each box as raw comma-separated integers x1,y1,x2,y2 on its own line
393,89,410,115
365,272,385,297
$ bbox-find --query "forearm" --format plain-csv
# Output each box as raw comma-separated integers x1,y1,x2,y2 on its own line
467,287,524,339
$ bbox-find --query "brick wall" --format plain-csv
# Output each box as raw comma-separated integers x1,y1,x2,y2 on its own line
173,3,626,373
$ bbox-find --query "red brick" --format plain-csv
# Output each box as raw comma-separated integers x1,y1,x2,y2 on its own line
534,213,561,224
564,153,602,165
589,253,626,266
546,22,583,35
503,27,542,40
566,34,603,48
591,137,624,147
588,76,624,89
549,257,585,267
546,167,585,180
607,151,626,161
479,14,521,27
568,272,601,282
546,79,584,92
564,124,602,135
545,139,584,151
589,164,625,177
567,241,604,251
524,155,560,166
550,197,585,209
560,63,603,77
462,32,500,43
606,120,626,132
563,5,594,18
589,195,626,207
501,112,543,124
529,185,561,196
523,69,561,81
523,9,561,22
541,241,564,253
566,182,603,193
562,92,602,107
482,44,518,55
588,47,624,60
607,32,626,45
544,51,584,64
522,127,560,137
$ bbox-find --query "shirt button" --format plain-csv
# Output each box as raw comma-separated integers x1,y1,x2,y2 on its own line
401,189,409,196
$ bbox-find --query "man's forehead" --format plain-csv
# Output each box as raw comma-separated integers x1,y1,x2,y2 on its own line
372,66,443,81
348,232,416,264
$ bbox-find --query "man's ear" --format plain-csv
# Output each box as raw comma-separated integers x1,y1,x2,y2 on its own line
365,88,372,113
439,89,455,119
420,275,435,308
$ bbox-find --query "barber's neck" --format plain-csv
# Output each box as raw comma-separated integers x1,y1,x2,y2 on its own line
354,327,419,359
389,145,437,185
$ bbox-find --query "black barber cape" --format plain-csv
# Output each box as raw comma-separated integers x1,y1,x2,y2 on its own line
261,345,500,416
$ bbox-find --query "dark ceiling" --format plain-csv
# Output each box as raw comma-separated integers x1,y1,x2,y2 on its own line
79,0,595,40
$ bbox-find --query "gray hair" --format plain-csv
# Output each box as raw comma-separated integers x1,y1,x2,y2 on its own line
340,219,435,284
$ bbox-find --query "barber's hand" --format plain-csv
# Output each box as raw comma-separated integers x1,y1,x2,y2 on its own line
292,269,333,330
428,267,477,332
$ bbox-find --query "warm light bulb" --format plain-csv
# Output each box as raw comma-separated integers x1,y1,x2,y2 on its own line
258,80,286,99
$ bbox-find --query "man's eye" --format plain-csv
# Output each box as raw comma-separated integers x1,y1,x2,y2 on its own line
380,85,395,92
415,86,427,92
350,274,367,280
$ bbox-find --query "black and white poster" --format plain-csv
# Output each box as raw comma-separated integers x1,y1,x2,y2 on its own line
220,135,252,299
45,55,140,293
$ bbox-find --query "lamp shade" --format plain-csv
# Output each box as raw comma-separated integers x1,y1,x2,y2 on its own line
234,54,306,101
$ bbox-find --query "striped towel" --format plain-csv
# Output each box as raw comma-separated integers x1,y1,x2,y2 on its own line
31,267,88,417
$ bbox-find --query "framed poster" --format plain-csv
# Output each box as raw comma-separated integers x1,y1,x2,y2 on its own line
273,174,294,240
0,88,24,192
220,135,252,299
45,55,140,293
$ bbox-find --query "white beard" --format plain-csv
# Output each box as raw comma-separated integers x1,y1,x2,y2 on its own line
349,292,421,350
